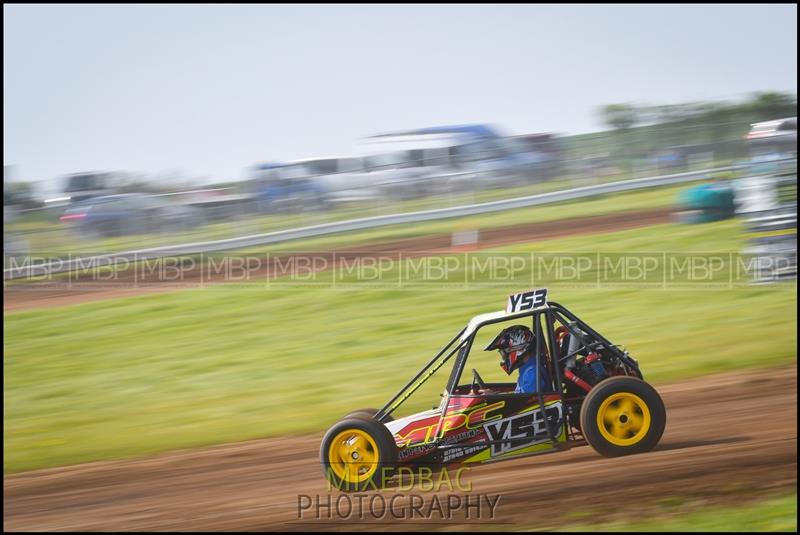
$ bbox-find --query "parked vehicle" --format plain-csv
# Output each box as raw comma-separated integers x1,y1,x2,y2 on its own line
510,133,565,181
63,172,115,203
360,124,524,196
248,162,326,212
277,156,375,206
59,193,203,238
745,117,797,159
449,138,533,188
362,149,457,200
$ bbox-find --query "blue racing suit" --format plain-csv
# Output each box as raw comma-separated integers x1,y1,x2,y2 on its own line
515,356,551,394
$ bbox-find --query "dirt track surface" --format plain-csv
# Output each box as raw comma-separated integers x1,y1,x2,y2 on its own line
4,208,672,312
4,366,796,532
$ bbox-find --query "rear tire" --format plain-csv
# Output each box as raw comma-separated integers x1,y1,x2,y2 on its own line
320,416,398,492
580,376,666,457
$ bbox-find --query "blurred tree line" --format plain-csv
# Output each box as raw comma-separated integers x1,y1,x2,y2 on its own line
599,91,797,143
588,92,797,171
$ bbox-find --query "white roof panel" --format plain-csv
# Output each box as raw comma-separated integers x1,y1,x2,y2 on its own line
460,305,549,341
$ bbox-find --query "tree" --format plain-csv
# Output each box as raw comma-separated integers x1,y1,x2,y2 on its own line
3,180,41,208
748,92,797,122
599,103,639,131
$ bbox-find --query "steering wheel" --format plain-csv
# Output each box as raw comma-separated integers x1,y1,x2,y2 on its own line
471,368,488,393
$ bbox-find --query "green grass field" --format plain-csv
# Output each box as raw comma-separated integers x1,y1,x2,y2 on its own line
550,492,797,532
4,211,796,473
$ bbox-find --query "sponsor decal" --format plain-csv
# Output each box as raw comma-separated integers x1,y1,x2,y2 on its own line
441,428,481,445
394,401,504,449
506,288,548,313
483,402,562,457
439,428,485,463
397,443,437,461
442,442,485,463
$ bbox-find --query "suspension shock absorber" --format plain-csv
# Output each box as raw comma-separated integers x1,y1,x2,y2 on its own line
585,352,607,379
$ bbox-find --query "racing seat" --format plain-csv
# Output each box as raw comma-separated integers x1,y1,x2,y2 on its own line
557,323,590,359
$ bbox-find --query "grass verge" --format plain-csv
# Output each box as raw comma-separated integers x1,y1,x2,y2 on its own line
549,492,797,532
4,219,796,473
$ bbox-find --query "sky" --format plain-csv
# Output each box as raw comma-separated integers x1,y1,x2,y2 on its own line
3,4,797,194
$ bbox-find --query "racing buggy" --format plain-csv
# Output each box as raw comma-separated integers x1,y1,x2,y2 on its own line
320,289,666,491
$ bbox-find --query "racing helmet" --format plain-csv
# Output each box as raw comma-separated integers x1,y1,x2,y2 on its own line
484,325,535,375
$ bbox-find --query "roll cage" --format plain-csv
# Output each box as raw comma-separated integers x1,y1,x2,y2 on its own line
374,301,642,450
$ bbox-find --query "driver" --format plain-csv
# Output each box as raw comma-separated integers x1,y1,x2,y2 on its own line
484,325,550,393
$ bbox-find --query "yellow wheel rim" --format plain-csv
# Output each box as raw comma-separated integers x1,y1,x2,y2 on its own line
596,392,651,446
327,429,380,483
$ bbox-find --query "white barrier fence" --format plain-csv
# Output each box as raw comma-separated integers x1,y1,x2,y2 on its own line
1,163,759,280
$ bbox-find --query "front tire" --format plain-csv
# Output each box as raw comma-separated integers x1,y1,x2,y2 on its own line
320,416,398,492
580,376,666,457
